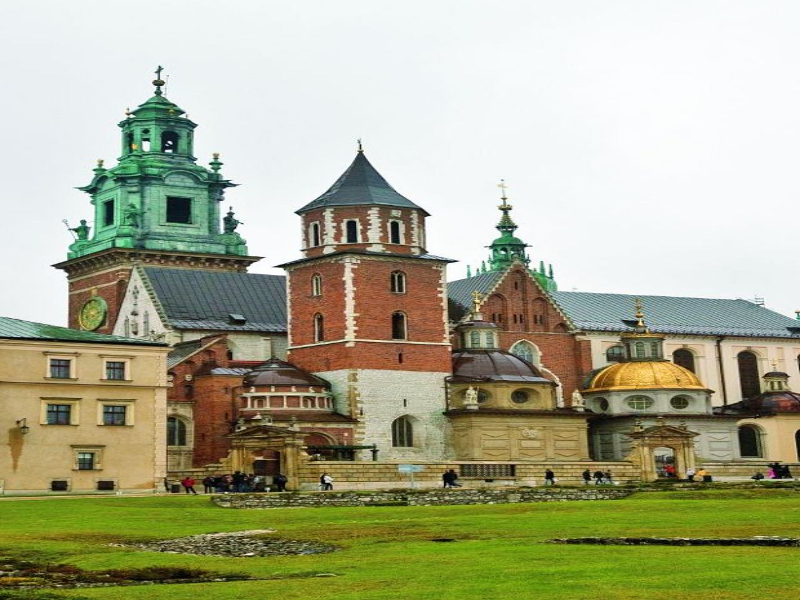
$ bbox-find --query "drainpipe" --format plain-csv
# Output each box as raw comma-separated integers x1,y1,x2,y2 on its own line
716,336,728,406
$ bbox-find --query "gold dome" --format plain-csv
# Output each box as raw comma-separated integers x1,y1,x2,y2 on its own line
585,361,707,393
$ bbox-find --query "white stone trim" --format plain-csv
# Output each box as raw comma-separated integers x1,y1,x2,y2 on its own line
343,258,358,343
322,208,336,254
366,207,386,252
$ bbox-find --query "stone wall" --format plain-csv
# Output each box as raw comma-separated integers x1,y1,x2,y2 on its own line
213,486,632,509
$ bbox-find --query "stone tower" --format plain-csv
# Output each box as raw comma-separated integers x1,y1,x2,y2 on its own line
54,69,259,334
281,147,453,460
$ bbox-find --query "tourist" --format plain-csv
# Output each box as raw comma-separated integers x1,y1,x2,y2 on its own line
604,470,613,485
593,470,604,485
181,476,198,495
781,465,793,479
232,471,246,493
665,464,676,478
274,473,288,492
768,462,781,478
686,467,696,482
544,469,556,486
696,468,708,483
162,477,170,493
321,473,334,490
582,469,592,485
766,465,776,479
444,469,461,488
202,476,215,494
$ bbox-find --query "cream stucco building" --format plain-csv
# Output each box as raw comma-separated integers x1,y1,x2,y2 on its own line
0,316,168,495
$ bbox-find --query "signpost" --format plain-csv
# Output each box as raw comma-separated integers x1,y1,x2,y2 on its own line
398,464,424,488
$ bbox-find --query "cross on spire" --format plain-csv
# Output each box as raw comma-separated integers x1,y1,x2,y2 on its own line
152,65,166,96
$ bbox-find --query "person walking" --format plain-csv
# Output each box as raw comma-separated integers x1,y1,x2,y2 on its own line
582,469,592,485
320,473,334,490
544,469,556,486
686,467,696,482
202,476,215,494
446,469,461,488
274,473,288,492
604,470,613,485
181,476,198,495
593,470,604,485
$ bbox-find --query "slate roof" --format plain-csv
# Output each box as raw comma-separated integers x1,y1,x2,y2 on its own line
167,339,204,368
143,267,287,333
550,291,800,339
0,316,165,346
296,151,428,215
446,273,800,339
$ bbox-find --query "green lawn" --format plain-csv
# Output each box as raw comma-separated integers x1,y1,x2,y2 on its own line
1,489,799,599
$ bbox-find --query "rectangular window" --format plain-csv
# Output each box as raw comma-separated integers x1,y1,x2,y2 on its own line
77,452,96,470
103,200,115,226
46,404,72,425
102,405,127,426
49,359,72,379
166,196,192,223
105,361,126,381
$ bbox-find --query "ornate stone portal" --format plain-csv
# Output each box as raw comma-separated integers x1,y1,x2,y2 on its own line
224,424,307,490
624,420,699,481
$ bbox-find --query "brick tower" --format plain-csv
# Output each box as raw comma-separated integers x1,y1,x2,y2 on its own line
281,147,453,460
54,69,259,334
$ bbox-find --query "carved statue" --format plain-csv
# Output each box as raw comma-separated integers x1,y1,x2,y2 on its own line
70,219,90,240
520,427,539,439
122,202,144,228
465,386,479,405
223,207,242,234
571,389,585,410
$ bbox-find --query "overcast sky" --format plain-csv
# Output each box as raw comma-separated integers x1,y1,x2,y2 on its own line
1,1,798,325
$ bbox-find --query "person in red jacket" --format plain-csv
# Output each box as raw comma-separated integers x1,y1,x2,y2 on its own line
181,476,198,495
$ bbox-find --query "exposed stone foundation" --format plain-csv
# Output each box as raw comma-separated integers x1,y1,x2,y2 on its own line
212,486,632,509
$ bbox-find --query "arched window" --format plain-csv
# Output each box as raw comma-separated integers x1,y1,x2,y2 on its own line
310,222,321,247
635,342,646,359
345,220,359,243
737,351,761,399
389,221,401,244
391,312,407,340
470,330,481,347
390,271,406,294
311,274,322,297
391,416,414,447
141,129,151,152
485,331,495,348
161,131,179,153
167,417,187,446
673,349,695,373
511,341,538,365
314,313,325,342
738,425,763,458
606,346,625,362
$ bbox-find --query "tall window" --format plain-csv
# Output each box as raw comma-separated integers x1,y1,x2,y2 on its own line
470,330,481,347
103,405,127,426
105,361,126,381
311,274,322,296
46,404,72,425
310,222,321,247
49,359,72,379
103,199,115,226
314,313,325,342
673,349,695,373
737,351,761,399
389,221,401,244
485,331,496,347
391,312,407,340
166,197,192,223
391,416,414,447
635,342,646,359
511,341,537,365
390,271,406,293
345,220,358,243
167,417,187,446
738,425,763,458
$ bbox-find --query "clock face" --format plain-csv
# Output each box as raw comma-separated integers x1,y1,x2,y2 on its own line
79,297,108,331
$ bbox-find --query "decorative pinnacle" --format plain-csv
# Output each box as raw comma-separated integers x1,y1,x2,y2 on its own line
495,179,517,232
97,159,104,168
357,138,363,153
471,291,484,314
152,65,166,96
124,107,131,118
796,310,800,321
209,153,222,173
634,298,650,333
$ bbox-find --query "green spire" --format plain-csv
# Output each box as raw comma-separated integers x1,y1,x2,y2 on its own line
484,180,557,292
66,68,249,260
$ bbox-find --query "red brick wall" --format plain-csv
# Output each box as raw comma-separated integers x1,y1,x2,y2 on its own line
67,267,132,333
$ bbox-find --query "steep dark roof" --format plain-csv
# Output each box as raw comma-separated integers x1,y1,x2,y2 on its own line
447,271,504,317
550,291,800,338
0,316,165,346
296,151,427,215
167,339,204,368
143,268,287,333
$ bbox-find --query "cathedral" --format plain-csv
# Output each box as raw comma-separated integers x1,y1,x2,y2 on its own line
54,73,800,488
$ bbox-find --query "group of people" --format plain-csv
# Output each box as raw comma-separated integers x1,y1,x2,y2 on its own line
753,462,794,480
167,471,289,494
442,469,462,488
581,469,614,485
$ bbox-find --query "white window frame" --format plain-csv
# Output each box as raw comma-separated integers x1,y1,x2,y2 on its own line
44,352,78,380
97,399,135,426
100,356,133,382
40,398,81,426
72,446,105,471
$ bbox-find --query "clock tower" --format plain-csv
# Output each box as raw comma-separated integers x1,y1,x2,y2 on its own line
54,69,260,334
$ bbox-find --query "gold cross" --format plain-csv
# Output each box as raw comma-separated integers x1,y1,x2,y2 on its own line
471,291,483,313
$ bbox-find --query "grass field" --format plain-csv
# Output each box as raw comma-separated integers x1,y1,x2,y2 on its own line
1,488,799,599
